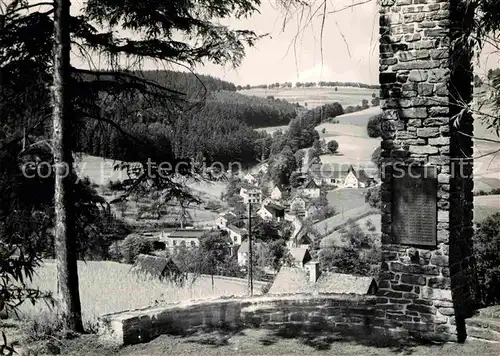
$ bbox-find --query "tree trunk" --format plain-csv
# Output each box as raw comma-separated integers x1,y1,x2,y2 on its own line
52,0,84,332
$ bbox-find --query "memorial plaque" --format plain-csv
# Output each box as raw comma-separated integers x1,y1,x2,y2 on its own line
392,165,437,247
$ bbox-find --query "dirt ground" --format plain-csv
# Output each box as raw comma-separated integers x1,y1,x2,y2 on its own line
9,327,500,356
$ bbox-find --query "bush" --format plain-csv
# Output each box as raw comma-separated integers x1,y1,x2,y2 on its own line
365,185,381,209
327,140,339,154
121,234,153,264
474,213,500,306
371,97,380,107
367,113,383,138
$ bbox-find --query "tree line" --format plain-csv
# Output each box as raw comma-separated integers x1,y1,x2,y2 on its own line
236,81,380,90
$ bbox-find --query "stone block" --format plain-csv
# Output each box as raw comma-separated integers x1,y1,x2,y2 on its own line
428,137,449,145
401,107,428,118
408,70,428,82
428,277,451,289
417,83,434,96
429,106,449,116
409,145,438,155
401,274,426,286
417,127,440,138
423,117,449,126
430,255,449,267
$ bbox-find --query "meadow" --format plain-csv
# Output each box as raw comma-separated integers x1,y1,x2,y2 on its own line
242,87,377,109
20,260,259,325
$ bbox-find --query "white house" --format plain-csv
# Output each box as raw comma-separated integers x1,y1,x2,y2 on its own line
288,247,312,268
215,211,236,228
242,173,258,185
289,196,306,216
239,187,262,204
237,241,263,266
343,165,373,188
301,179,321,199
270,186,282,201
163,228,208,251
222,224,247,245
257,203,285,222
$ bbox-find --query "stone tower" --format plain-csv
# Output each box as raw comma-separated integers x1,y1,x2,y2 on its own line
376,0,478,342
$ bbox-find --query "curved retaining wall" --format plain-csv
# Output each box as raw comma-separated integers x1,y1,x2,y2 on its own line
98,293,376,345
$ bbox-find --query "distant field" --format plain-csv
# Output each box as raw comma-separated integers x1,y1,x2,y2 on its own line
21,260,258,325
474,195,500,222
241,87,377,109
326,188,368,214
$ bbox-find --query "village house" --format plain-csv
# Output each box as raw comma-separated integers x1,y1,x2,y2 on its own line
242,173,258,185
163,228,208,251
309,163,373,188
221,224,247,245
215,211,237,228
304,204,321,220
257,202,285,222
300,179,321,199
267,262,378,295
287,220,315,249
288,195,306,217
239,187,262,204
270,186,282,201
237,240,263,267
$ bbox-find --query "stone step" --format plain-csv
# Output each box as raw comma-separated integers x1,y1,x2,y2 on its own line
466,316,500,343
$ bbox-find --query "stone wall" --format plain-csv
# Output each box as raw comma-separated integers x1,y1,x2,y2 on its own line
98,294,377,345
377,0,476,343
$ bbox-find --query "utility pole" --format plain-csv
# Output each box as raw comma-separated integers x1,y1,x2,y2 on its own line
247,202,253,296
52,0,83,332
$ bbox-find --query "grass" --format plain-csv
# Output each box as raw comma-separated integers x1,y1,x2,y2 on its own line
13,327,500,356
19,260,257,326
326,188,369,213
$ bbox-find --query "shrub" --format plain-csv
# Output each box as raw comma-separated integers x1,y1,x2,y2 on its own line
371,97,380,107
367,113,383,138
327,140,339,154
473,213,500,306
121,234,154,264
365,185,381,209
362,99,369,109
108,180,123,191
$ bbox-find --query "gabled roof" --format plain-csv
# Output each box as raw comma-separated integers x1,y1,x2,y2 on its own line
289,247,311,264
267,267,378,295
237,240,262,254
303,179,320,189
226,224,247,236
261,202,285,216
168,228,207,239
314,273,378,295
268,267,310,294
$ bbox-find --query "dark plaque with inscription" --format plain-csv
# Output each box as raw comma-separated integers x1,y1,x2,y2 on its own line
392,165,437,247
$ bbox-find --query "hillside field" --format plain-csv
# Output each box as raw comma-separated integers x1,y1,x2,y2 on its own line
241,87,377,109
20,260,259,325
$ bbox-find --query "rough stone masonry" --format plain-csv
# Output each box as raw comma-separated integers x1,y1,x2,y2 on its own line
377,0,479,342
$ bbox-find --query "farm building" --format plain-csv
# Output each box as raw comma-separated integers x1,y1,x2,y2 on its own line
257,202,285,222
131,254,184,283
267,264,378,295
309,163,373,188
300,179,321,199
164,228,209,250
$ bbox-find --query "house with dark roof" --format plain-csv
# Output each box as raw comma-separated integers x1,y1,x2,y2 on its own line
300,179,321,199
257,202,285,222
267,263,378,295
343,165,374,188
131,254,183,282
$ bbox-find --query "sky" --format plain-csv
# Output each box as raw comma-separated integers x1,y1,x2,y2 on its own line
66,0,498,86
